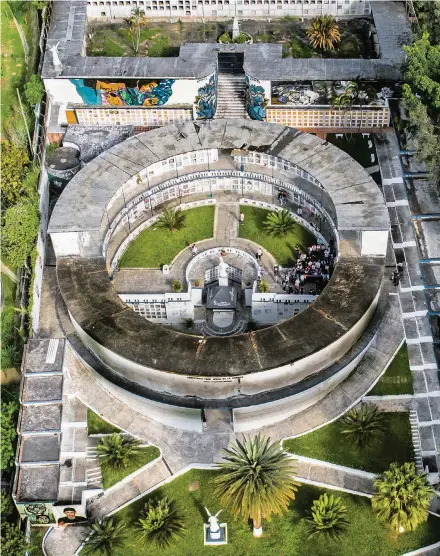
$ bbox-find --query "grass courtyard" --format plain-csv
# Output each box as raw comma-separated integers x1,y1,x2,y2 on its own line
87,408,122,435
368,344,414,396
110,468,440,556
119,206,215,268
238,206,315,266
88,18,374,59
100,446,160,490
283,412,414,473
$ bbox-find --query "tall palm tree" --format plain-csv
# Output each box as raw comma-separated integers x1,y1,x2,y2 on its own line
96,433,141,470
83,518,127,556
156,207,186,232
372,462,434,533
339,403,385,449
124,7,147,54
264,210,296,238
306,492,349,540
307,15,341,51
137,497,186,547
215,435,300,537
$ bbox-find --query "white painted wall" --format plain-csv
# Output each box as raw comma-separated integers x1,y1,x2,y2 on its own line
51,232,81,257
44,78,84,105
361,230,388,256
252,293,317,325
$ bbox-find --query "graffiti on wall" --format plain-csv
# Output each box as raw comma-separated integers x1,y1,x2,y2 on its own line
71,79,175,107
18,503,54,524
195,73,217,119
245,75,268,121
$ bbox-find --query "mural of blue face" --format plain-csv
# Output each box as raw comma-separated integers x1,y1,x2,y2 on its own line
195,73,217,120
246,75,268,121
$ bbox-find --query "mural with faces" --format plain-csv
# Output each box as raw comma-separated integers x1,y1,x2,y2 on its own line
70,78,175,106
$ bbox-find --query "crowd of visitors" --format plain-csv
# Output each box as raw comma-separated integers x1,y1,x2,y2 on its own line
280,238,336,295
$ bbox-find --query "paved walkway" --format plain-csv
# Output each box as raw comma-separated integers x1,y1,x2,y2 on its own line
215,200,239,244
44,525,88,556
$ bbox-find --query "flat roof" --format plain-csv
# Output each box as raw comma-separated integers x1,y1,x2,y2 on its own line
22,375,63,403
20,435,61,464
16,465,59,502
42,1,410,81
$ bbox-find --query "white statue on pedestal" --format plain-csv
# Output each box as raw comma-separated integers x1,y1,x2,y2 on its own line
232,17,240,40
218,257,228,286
49,42,62,72
204,508,223,540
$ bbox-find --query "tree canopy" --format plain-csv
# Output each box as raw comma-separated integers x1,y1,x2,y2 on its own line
2,200,40,269
1,400,19,470
0,141,30,207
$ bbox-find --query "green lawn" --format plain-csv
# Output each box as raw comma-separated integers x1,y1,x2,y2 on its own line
100,446,160,490
368,344,414,396
119,206,215,268
238,206,315,266
110,469,440,556
1,273,17,351
327,133,375,169
29,527,46,556
87,409,121,435
0,2,26,138
283,412,414,473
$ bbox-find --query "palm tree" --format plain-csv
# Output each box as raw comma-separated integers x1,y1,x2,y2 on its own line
124,7,147,55
307,15,341,51
306,493,349,540
156,207,186,232
372,462,434,533
215,435,300,537
96,433,141,470
264,210,296,238
83,518,127,556
137,497,186,547
339,403,385,449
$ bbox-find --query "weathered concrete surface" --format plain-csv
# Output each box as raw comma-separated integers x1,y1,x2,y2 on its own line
44,525,88,556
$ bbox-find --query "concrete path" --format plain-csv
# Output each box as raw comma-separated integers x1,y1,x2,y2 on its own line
88,458,171,519
43,525,88,556
214,201,239,245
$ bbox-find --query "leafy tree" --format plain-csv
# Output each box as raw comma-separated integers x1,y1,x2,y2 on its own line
0,142,30,207
305,493,349,540
1,490,16,520
1,400,19,470
264,210,296,238
215,434,300,536
96,434,141,470
339,403,385,449
372,462,434,532
0,523,28,556
24,75,44,106
2,200,40,269
156,207,186,231
124,7,147,54
83,518,127,556
137,497,186,547
307,15,341,50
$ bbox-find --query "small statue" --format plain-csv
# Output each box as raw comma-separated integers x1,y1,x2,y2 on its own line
49,42,62,71
204,507,223,540
232,16,240,40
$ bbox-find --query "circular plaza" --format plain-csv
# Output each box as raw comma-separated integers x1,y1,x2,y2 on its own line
49,120,389,432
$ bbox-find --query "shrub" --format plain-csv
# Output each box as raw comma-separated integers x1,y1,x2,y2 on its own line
171,280,183,293
218,32,231,43
306,493,349,540
97,434,142,470
259,280,269,293
137,497,186,547
339,403,385,449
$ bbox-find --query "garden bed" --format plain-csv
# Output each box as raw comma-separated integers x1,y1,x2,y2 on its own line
238,206,315,266
87,409,122,435
100,446,160,490
283,412,414,473
368,344,414,396
87,18,376,59
119,205,215,268
111,469,440,556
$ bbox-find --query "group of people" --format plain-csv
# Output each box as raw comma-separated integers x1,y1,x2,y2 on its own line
280,239,336,295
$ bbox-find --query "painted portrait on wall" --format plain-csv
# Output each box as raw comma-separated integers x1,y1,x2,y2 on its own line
70,78,175,107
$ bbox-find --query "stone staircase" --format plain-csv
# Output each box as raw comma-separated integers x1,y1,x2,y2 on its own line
409,409,424,473
215,73,247,119
86,443,103,489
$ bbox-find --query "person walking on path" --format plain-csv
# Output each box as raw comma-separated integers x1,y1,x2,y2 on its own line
240,212,245,224
256,248,262,262
190,244,198,256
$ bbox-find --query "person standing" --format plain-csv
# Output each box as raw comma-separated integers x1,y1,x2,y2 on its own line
240,212,245,224
256,248,262,261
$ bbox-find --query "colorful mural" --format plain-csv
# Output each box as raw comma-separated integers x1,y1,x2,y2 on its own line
71,78,175,107
18,503,54,524
246,75,268,121
195,73,217,119
271,81,394,107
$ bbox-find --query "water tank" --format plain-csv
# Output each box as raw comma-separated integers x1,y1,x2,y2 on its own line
45,147,81,191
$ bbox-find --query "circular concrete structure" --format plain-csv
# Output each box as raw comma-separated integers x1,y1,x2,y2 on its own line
49,120,389,432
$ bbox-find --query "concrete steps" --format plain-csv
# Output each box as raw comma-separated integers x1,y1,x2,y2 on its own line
86,445,103,489
215,73,247,119
409,410,424,472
